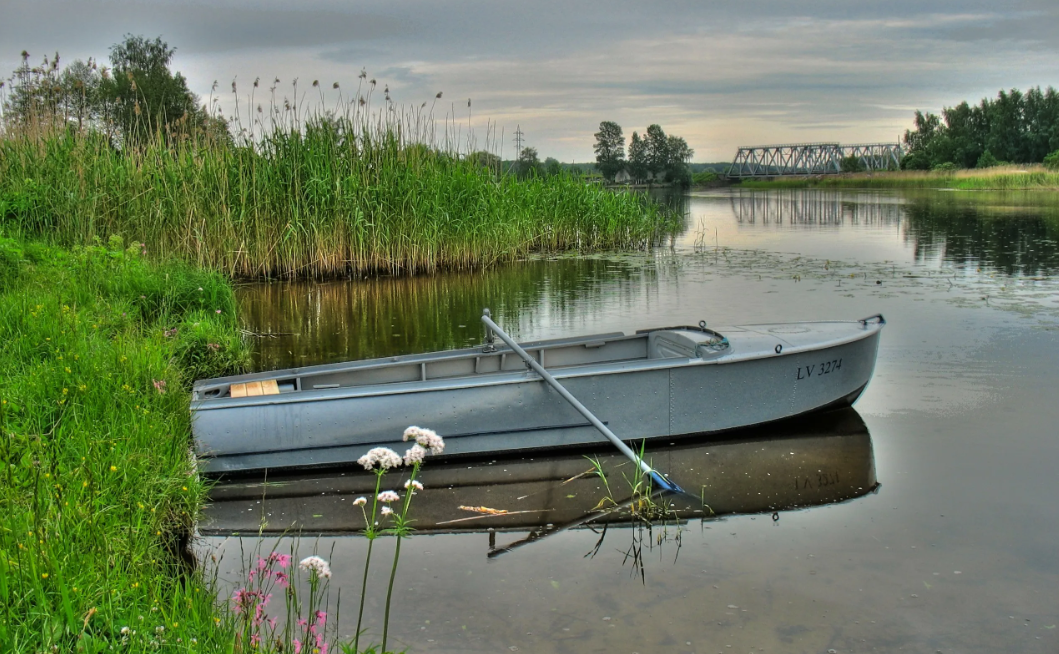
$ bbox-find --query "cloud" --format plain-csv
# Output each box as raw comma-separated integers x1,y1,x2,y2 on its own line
3,0,1057,161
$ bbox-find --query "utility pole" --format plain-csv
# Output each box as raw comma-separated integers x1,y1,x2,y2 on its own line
511,125,525,175
513,125,524,155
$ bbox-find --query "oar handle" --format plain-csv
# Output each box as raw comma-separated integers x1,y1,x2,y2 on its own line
481,312,680,493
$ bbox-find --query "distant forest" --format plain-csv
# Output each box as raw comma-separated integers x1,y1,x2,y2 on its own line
902,86,1059,171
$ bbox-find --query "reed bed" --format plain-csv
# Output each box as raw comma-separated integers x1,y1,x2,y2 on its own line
0,235,249,649
0,95,679,279
739,165,1059,191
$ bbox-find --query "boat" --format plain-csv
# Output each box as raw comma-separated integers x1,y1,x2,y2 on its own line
200,408,878,541
191,313,884,475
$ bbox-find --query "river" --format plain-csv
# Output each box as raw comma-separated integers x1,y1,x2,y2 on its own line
200,187,1059,653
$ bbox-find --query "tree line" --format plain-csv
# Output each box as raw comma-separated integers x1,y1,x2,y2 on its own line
901,86,1059,171
2,35,226,144
594,121,694,186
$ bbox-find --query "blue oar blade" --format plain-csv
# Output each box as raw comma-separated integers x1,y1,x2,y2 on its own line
650,470,684,494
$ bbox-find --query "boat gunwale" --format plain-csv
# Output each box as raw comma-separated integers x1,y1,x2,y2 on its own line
191,320,882,412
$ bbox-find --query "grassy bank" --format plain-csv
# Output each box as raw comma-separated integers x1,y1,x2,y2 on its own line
0,234,249,650
738,165,1059,191
0,116,680,279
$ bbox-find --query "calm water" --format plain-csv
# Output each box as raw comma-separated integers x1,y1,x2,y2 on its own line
203,188,1059,653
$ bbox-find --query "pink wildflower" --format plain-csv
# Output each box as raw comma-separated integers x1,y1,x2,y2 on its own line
293,639,302,654
315,610,326,626
152,379,166,394
381,506,393,516
377,490,400,503
404,479,424,491
352,497,367,506
273,553,292,569
231,589,246,613
274,571,290,588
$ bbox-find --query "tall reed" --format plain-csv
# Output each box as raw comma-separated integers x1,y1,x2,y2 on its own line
0,89,679,279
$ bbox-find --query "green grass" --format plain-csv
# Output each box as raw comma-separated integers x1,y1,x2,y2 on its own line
0,110,680,280
0,234,250,651
738,165,1059,190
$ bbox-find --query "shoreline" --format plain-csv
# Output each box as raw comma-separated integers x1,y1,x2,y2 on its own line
735,165,1059,191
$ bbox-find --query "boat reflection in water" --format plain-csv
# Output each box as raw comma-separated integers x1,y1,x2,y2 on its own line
202,408,877,556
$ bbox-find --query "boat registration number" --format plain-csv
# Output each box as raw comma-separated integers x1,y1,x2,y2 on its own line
796,358,842,380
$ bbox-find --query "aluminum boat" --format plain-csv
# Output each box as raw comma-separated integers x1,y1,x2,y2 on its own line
191,314,884,474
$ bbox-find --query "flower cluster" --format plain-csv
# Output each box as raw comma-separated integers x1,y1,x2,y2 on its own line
299,555,332,580
357,447,403,471
403,426,445,455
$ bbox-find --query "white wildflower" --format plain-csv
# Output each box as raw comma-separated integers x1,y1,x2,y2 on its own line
352,497,367,506
404,479,423,491
414,428,444,455
121,627,131,635
357,447,403,471
380,506,393,516
298,555,332,579
403,444,426,466
377,490,400,503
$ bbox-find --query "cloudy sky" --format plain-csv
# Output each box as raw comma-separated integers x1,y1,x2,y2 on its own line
3,0,1057,162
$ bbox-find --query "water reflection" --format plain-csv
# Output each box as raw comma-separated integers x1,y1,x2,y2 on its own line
727,189,904,226
202,408,876,549
673,187,1059,275
901,191,1059,275
239,257,658,369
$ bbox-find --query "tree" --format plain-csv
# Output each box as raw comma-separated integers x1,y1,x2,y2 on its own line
3,51,64,127
627,132,648,183
593,121,625,181
467,150,501,175
644,124,669,180
840,155,865,173
543,157,563,177
976,149,1000,168
516,147,540,178
664,135,693,185
102,35,199,143
1044,150,1059,171
58,59,104,130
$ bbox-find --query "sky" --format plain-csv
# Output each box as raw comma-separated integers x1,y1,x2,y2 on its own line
2,0,1057,162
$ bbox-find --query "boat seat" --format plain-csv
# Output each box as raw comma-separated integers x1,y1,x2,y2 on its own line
230,380,280,398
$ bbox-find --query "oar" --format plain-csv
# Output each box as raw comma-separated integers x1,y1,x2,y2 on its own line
481,309,684,494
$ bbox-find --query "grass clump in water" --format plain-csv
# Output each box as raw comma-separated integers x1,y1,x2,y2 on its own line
0,234,249,650
0,91,680,279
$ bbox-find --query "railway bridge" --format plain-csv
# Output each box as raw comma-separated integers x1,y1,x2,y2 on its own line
727,142,903,178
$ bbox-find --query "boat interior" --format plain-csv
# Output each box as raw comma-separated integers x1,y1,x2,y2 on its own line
194,326,730,401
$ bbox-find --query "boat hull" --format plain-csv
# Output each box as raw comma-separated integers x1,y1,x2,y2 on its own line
193,319,882,474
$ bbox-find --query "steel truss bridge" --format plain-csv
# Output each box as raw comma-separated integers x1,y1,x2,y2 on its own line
727,142,903,178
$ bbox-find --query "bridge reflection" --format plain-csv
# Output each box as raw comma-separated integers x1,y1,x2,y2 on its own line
730,190,905,226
